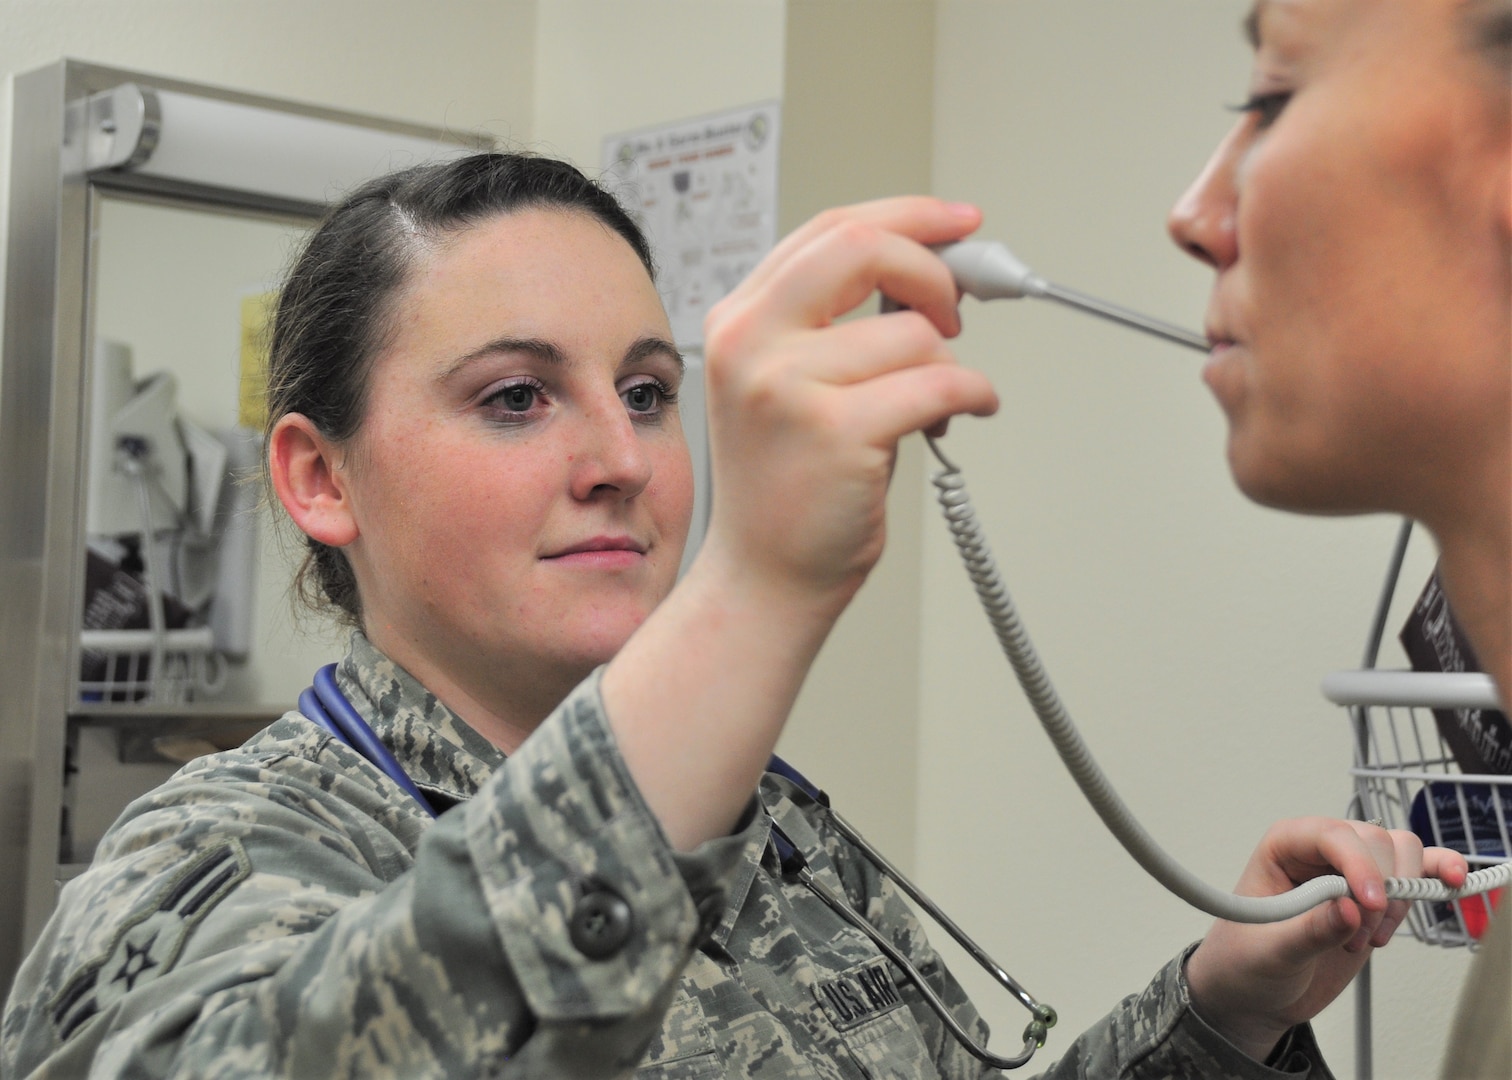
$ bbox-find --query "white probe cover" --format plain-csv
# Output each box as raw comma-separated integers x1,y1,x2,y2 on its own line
935,240,1046,301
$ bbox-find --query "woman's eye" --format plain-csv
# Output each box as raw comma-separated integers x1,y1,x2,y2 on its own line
623,384,658,412
499,385,536,411
481,379,547,421
621,379,676,417
1230,90,1291,130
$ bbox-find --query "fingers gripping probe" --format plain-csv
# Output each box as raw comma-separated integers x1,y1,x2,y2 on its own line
924,243,1512,922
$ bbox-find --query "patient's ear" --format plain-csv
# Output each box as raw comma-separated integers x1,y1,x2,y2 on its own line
268,414,358,548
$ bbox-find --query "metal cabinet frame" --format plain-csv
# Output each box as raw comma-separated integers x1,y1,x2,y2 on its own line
0,59,483,996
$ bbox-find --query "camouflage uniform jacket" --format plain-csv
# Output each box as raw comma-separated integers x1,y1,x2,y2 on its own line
3,633,1333,1078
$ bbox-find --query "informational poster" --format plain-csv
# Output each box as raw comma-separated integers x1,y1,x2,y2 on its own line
237,291,276,430
602,102,780,348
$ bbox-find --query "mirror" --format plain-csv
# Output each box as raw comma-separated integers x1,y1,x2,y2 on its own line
82,193,336,715
68,194,338,862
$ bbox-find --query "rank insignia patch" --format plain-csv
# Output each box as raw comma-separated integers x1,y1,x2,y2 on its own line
51,840,250,1039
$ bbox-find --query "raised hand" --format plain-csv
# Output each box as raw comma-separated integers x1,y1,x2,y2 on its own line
605,197,997,851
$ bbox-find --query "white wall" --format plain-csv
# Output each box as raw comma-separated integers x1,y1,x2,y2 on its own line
530,0,786,171
920,4,1467,1078
0,0,538,307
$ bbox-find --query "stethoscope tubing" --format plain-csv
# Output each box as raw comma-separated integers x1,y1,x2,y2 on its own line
766,757,1055,1066
826,807,1047,1021
304,664,441,818
771,822,1045,1071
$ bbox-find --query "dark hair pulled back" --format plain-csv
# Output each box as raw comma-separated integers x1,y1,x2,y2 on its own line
265,152,655,625
1466,0,1512,72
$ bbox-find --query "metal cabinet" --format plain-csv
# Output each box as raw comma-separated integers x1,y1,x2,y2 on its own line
0,60,483,996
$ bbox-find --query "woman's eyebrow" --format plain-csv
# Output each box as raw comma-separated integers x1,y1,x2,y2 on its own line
437,337,566,383
623,336,685,371
1463,0,1512,57
1243,3,1263,48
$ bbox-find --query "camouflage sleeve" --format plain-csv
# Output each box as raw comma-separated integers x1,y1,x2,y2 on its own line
1029,947,1336,1079
2,671,748,1079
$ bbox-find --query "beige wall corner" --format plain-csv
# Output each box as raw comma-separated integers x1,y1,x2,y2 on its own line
775,0,938,876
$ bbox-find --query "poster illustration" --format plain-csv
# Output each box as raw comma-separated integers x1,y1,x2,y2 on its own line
602,102,780,348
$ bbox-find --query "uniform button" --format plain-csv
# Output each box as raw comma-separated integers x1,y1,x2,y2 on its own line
695,890,726,942
569,889,633,959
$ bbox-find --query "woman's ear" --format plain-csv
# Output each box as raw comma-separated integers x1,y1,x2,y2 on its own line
268,414,359,548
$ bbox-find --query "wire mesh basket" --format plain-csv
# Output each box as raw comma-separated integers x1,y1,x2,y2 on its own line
78,626,219,705
1323,669,1509,948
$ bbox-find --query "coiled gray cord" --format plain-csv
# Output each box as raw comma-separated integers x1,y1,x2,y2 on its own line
925,434,1512,922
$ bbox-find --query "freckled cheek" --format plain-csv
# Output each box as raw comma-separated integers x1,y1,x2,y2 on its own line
381,446,478,533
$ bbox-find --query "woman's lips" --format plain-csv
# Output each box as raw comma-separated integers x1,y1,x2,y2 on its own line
1201,337,1244,413
1203,326,1238,368
543,537,647,568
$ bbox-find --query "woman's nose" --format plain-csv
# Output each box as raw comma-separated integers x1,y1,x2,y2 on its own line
1168,124,1245,271
569,403,654,502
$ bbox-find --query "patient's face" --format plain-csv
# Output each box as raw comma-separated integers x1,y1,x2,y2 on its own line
1168,0,1511,524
